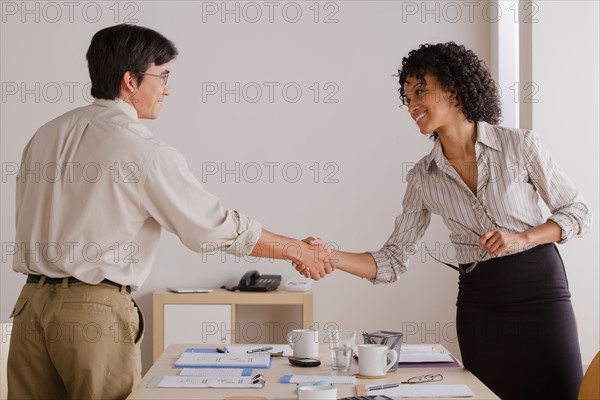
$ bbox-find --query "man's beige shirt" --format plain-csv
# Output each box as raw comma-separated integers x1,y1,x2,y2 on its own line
12,99,262,290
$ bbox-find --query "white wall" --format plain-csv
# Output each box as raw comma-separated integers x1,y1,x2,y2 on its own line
530,0,600,368
0,1,597,374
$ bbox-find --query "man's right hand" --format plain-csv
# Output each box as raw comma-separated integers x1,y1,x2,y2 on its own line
249,229,335,280
292,237,336,280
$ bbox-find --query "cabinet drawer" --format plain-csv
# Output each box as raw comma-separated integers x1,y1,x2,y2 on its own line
163,304,232,349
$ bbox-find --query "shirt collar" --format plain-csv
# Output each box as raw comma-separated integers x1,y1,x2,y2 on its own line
476,121,502,152
424,121,502,170
425,139,445,170
93,98,138,120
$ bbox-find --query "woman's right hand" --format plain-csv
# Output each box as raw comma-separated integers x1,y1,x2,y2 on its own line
292,237,331,276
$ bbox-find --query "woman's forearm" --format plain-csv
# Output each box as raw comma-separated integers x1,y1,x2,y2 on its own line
522,220,562,245
332,251,378,279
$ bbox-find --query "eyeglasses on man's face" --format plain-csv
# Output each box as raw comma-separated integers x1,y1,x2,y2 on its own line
425,218,487,275
139,72,169,86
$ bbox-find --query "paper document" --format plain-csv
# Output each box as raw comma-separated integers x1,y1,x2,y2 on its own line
399,346,454,363
365,383,474,397
280,374,355,384
179,368,251,376
174,352,271,368
225,344,293,356
154,376,264,388
401,346,443,353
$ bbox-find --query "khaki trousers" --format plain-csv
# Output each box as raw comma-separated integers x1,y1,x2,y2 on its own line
7,278,144,400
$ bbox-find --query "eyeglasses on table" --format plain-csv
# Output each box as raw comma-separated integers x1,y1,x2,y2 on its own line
402,373,444,384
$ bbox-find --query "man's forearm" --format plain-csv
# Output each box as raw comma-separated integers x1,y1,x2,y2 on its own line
249,228,307,262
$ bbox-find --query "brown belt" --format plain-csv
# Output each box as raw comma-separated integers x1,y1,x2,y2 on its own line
27,274,131,294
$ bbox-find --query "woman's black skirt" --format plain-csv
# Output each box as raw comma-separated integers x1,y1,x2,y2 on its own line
456,243,583,400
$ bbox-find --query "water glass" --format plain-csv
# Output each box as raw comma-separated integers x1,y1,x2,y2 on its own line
326,330,356,371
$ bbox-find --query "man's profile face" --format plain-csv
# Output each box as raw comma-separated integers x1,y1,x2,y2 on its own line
129,62,171,120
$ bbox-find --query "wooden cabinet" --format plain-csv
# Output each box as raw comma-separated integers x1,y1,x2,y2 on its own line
153,289,313,361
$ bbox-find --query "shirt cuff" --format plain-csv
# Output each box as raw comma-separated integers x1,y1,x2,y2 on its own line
547,215,572,244
367,250,405,285
223,212,262,257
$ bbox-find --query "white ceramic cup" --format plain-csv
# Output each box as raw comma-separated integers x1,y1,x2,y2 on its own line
357,344,398,377
287,329,319,358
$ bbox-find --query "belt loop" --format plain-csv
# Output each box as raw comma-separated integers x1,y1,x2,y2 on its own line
36,275,46,289
61,277,69,289
120,284,127,295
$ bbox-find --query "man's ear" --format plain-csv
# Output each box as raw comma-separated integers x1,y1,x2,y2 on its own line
121,71,139,94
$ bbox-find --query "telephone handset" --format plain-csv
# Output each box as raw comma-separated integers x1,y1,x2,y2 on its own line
226,270,282,292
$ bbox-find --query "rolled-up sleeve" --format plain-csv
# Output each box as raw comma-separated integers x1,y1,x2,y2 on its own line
140,145,262,256
523,131,592,243
368,167,431,284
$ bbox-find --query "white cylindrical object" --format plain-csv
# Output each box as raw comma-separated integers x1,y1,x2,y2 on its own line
297,385,337,400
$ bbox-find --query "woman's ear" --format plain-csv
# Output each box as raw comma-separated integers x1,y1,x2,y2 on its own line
446,88,456,101
447,90,461,108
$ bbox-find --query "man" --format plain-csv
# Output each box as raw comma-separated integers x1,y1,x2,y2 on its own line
7,24,332,400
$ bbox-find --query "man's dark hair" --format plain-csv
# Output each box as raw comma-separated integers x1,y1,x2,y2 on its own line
397,42,501,125
86,24,179,100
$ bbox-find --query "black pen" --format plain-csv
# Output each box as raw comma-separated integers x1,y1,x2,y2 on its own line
369,383,400,391
247,346,273,353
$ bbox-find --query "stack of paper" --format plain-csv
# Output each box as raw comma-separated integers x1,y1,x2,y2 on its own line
149,376,264,389
179,368,251,376
173,352,271,369
364,383,474,398
280,375,356,384
225,344,293,356
399,346,455,363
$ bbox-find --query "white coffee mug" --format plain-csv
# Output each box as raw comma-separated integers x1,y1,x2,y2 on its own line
287,329,319,358
358,344,398,377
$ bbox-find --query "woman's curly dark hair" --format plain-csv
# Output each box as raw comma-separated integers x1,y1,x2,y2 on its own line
398,42,501,125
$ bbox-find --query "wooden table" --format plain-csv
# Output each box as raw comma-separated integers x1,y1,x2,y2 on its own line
127,343,500,399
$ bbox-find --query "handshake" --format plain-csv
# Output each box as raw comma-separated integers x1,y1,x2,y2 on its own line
291,236,335,281
250,231,336,281
250,229,374,281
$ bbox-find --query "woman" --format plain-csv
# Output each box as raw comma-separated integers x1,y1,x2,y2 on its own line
296,42,592,399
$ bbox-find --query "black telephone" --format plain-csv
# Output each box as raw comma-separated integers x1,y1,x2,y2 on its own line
230,270,282,292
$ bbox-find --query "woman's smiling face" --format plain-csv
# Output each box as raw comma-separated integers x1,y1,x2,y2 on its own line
403,73,462,135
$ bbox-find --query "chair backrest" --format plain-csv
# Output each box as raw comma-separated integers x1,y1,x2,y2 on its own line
0,322,12,400
579,351,600,400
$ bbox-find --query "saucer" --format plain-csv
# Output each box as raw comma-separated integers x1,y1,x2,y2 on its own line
354,373,390,379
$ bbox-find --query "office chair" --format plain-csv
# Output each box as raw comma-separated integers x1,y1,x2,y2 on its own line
579,351,600,400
